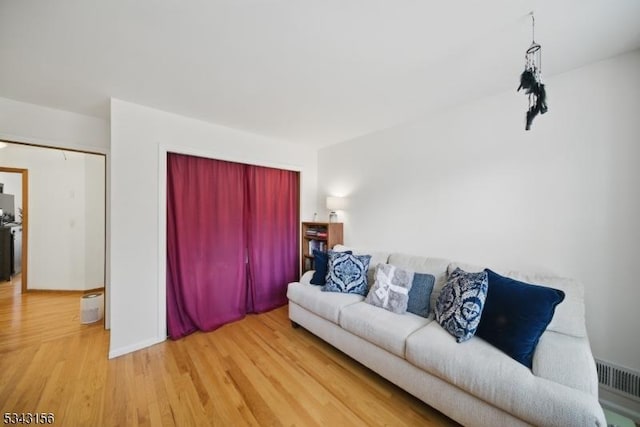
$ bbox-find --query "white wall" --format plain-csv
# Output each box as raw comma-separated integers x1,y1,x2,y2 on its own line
0,144,105,290
319,50,640,375
109,99,318,358
0,97,109,152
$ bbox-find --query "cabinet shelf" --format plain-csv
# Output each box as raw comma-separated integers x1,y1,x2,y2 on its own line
304,236,328,241
301,222,343,274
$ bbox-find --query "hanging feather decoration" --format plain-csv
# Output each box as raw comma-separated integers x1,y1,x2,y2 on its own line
518,12,547,130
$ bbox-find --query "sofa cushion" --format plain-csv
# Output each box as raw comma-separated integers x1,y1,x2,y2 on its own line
322,252,371,296
435,268,488,343
387,253,451,317
407,322,531,390
310,249,351,286
339,302,431,358
476,269,565,369
406,273,436,318
406,322,603,427
287,282,363,324
365,264,414,314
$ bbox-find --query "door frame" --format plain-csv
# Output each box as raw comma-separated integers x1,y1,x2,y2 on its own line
1,139,107,302
0,166,28,292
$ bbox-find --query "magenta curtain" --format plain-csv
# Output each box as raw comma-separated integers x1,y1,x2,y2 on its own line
167,154,248,339
167,153,299,339
246,166,300,312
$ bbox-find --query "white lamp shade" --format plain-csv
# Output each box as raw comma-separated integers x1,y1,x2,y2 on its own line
326,196,347,211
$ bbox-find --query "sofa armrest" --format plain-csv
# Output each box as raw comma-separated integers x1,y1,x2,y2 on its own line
533,331,599,397
300,270,314,285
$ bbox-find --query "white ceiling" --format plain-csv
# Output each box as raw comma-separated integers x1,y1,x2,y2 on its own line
1,1,639,147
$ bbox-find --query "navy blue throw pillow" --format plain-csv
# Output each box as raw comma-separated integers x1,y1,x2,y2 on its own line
310,250,351,285
406,273,436,318
476,269,565,369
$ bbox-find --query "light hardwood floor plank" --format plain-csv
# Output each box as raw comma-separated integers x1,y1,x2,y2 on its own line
0,277,460,426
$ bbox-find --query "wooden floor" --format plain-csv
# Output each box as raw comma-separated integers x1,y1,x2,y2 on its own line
0,277,460,426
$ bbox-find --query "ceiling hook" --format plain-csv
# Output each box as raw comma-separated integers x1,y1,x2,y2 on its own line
529,11,536,44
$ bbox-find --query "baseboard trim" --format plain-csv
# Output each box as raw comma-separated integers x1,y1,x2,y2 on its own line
27,289,85,296
108,336,165,359
26,287,105,295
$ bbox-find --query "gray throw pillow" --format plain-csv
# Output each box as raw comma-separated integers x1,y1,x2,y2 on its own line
365,264,414,314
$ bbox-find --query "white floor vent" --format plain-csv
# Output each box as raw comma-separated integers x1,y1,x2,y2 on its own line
596,359,640,402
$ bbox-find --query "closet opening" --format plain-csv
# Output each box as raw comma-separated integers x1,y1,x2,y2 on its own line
166,152,300,339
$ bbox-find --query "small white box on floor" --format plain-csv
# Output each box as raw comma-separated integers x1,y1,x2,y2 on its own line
80,292,104,324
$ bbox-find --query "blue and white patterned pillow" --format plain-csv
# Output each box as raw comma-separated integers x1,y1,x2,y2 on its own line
322,252,372,296
435,267,488,343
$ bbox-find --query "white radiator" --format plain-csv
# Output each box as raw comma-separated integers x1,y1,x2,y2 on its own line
596,359,640,402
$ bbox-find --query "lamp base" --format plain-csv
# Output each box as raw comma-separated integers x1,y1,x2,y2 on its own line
329,211,337,223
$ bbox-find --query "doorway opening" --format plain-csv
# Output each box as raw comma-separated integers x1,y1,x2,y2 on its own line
0,140,106,324
0,166,28,292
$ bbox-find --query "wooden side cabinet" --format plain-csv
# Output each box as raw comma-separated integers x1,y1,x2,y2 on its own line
301,222,343,274
0,228,11,281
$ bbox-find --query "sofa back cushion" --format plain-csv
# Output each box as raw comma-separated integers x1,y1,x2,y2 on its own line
447,262,586,338
387,253,451,317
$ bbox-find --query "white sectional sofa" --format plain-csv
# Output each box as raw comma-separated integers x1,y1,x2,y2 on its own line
286,246,606,427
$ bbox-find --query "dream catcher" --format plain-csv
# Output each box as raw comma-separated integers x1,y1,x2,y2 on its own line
518,12,547,130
